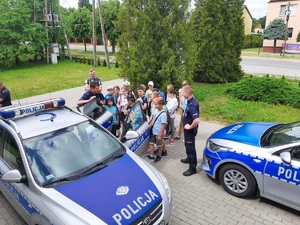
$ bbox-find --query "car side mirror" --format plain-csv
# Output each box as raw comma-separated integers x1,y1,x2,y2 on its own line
125,130,139,140
280,152,291,165
2,170,23,183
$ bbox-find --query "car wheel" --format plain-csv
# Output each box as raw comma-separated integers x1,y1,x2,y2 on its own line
219,164,256,198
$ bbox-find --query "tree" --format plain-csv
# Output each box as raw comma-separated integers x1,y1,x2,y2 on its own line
69,7,92,51
190,0,244,83
252,18,259,32
0,0,48,66
78,0,92,11
297,31,300,42
258,16,266,29
262,18,286,53
115,0,191,90
101,0,121,53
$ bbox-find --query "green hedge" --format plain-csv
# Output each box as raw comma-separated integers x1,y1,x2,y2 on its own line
226,76,300,108
244,35,263,49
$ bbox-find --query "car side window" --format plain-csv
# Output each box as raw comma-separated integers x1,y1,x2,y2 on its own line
290,147,300,161
3,133,23,172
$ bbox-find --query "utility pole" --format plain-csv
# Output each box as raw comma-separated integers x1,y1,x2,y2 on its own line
98,0,110,68
56,0,72,60
92,0,97,66
282,2,291,57
45,0,49,64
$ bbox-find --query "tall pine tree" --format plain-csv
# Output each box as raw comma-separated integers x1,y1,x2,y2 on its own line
191,0,244,83
116,0,191,90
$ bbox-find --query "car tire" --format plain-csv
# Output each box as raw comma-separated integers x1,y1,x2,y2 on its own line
219,164,256,198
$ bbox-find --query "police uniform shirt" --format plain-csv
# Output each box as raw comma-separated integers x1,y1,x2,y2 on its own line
84,77,102,86
0,86,12,107
80,90,104,102
183,97,199,126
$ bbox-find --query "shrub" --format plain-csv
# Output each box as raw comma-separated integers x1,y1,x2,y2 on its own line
226,76,300,108
98,58,101,66
103,59,107,67
115,61,119,68
244,35,263,49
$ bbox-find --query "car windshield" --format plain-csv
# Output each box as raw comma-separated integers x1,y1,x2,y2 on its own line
23,120,125,187
262,121,300,147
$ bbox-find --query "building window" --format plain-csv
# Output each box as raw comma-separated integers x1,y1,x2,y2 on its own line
288,28,293,38
279,4,298,16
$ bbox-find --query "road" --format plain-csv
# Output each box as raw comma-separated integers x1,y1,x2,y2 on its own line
68,44,300,78
241,56,300,79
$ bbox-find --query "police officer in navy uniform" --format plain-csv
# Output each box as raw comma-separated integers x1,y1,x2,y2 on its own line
0,81,12,108
180,85,200,176
77,82,105,106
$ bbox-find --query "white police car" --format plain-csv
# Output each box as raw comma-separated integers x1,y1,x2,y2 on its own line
76,99,113,131
77,100,150,157
0,98,172,225
201,121,300,211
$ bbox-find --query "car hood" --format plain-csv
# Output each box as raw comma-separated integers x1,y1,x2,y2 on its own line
210,122,277,147
44,153,162,224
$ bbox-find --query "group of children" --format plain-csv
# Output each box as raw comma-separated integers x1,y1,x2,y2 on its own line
80,70,188,163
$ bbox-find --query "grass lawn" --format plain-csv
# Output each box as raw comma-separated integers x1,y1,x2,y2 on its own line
194,82,300,124
0,60,120,99
1,58,299,125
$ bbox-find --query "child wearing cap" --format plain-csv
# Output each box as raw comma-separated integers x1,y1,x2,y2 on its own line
104,86,114,101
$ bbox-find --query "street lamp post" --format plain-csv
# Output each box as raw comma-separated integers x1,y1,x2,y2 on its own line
282,2,291,57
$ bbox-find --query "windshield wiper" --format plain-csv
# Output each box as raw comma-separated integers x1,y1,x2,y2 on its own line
81,151,125,176
43,174,81,187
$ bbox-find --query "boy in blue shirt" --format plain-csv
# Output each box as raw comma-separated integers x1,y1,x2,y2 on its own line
146,97,167,163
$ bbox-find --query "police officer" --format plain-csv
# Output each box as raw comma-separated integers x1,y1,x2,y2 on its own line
180,85,200,176
0,81,12,108
77,82,105,106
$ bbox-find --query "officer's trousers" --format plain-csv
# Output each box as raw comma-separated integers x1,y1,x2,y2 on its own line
184,127,198,170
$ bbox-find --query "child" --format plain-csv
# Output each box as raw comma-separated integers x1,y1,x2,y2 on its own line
147,97,167,163
104,97,119,137
104,86,114,101
166,89,178,145
117,86,128,130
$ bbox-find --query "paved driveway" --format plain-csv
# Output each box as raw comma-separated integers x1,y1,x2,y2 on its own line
1,79,300,225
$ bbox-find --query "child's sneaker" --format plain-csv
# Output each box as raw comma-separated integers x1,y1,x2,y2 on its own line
163,135,170,139
154,155,162,163
162,150,168,156
170,139,175,145
146,154,155,160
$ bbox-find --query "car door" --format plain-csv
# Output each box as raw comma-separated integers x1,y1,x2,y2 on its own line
77,99,113,131
263,146,300,209
0,126,31,223
121,101,150,157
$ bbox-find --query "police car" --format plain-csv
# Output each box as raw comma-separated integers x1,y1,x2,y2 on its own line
201,121,300,211
0,98,172,225
76,99,113,131
120,101,150,157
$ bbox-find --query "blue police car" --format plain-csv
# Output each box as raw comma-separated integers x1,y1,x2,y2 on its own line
201,121,300,211
0,98,172,225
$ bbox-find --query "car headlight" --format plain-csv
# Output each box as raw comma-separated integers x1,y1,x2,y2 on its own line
158,172,171,203
207,140,230,152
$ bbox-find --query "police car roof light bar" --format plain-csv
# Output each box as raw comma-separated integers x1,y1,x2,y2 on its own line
0,98,65,119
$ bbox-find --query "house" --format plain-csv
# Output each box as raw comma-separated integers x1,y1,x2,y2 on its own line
263,0,300,53
243,5,253,35
254,24,264,34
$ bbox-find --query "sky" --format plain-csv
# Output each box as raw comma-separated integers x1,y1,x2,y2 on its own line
60,0,269,19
